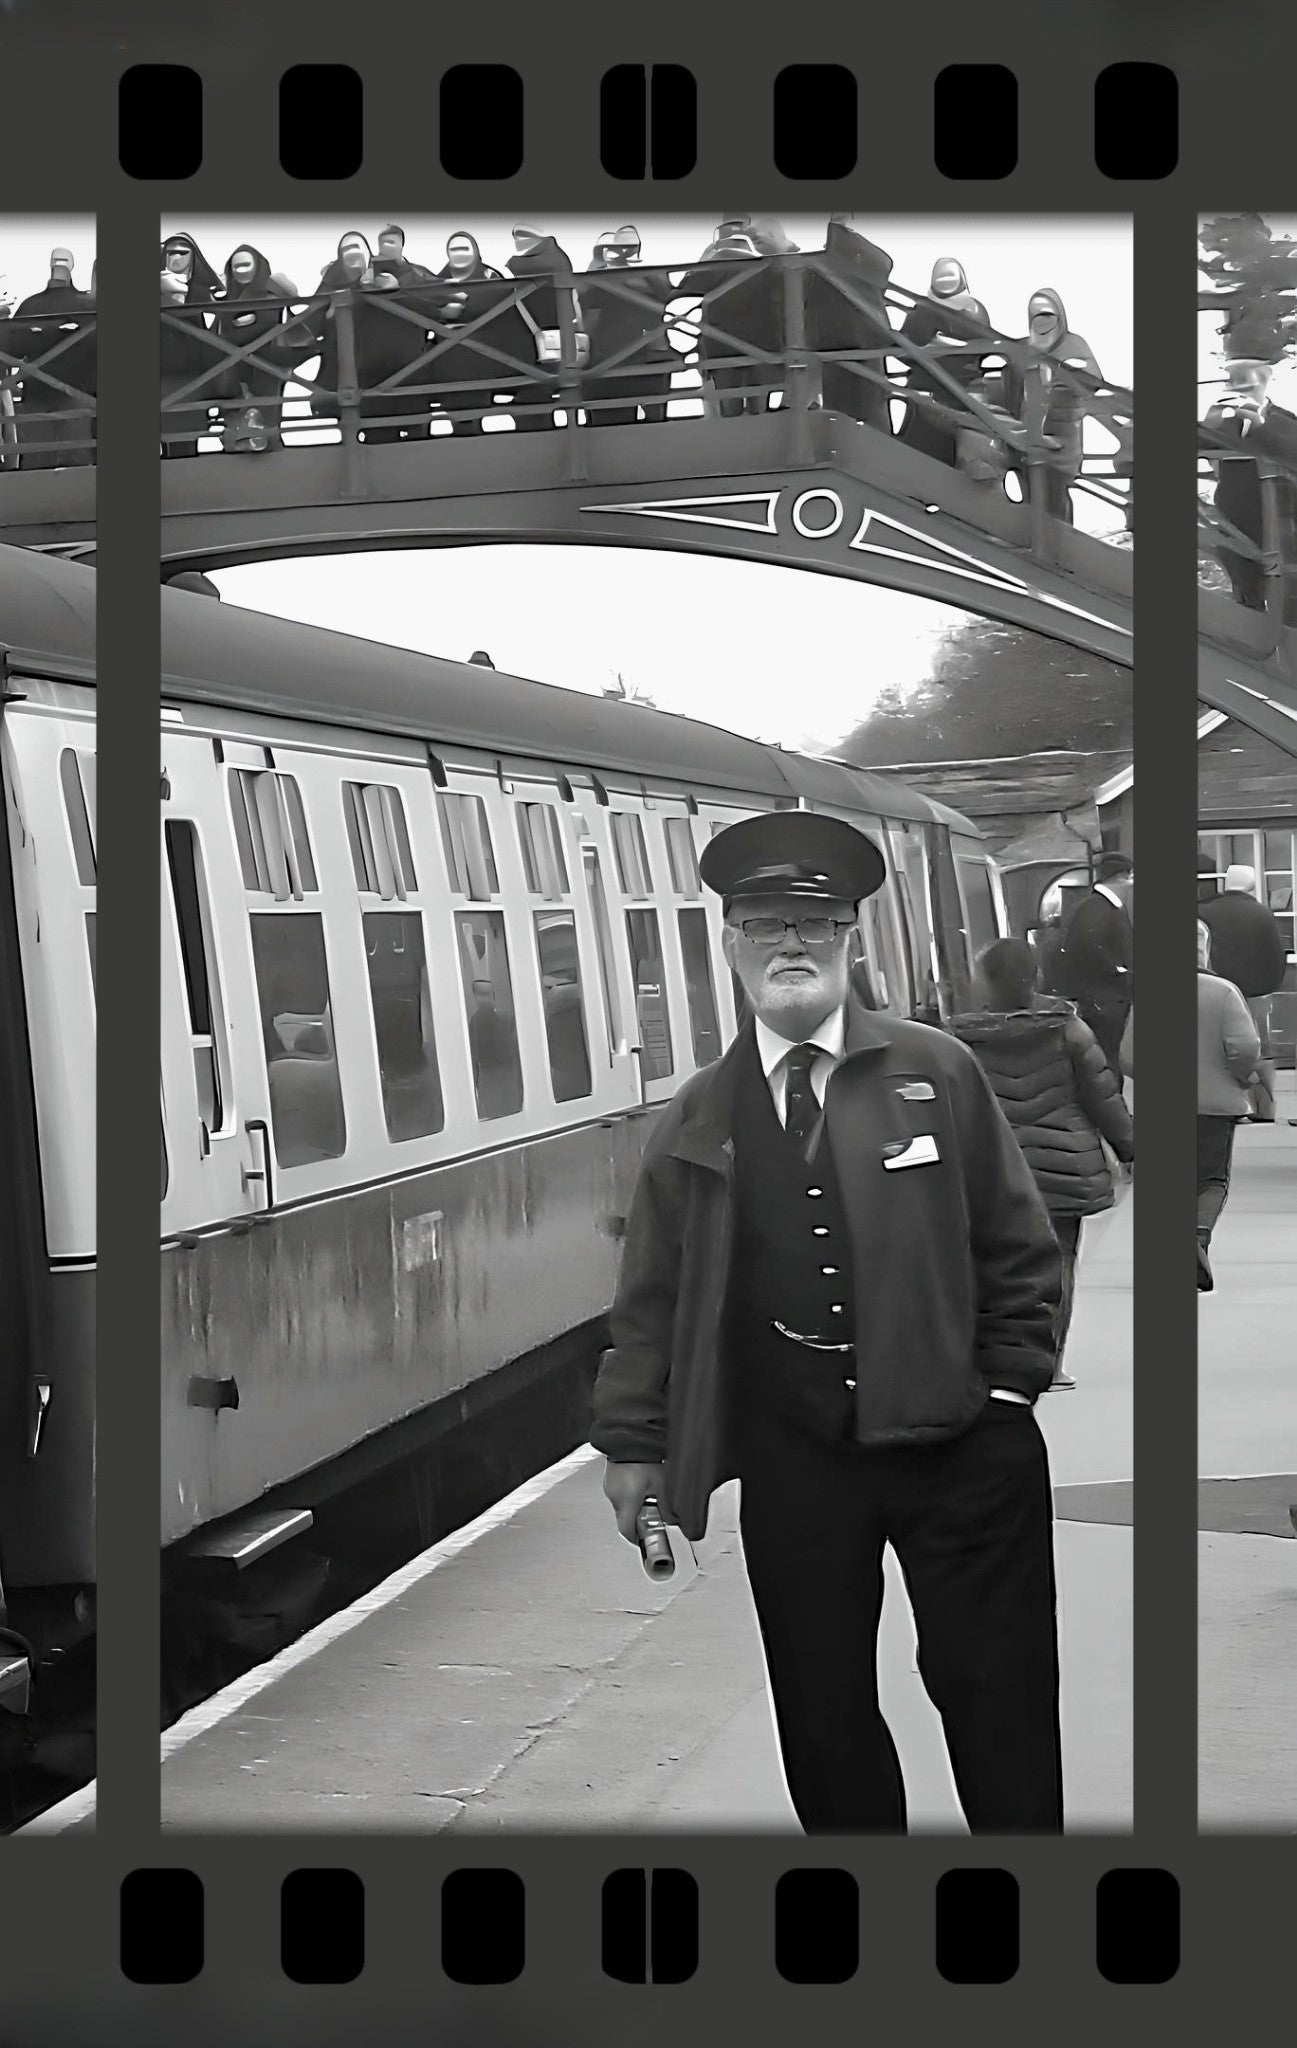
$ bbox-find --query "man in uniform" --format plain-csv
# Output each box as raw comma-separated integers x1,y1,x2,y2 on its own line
591,811,1065,1834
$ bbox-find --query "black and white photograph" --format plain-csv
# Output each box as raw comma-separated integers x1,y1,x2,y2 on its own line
0,216,98,1831
1196,210,1297,1830
144,211,1133,1835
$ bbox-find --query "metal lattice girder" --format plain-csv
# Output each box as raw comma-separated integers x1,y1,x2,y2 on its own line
140,408,1134,666
1199,636,1297,756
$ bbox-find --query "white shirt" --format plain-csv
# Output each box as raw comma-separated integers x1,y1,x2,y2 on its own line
754,1008,845,1127
751,1006,1030,1407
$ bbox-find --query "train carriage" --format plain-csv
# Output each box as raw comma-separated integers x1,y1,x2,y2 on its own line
0,546,97,1676
156,572,1008,1563
0,543,1011,1619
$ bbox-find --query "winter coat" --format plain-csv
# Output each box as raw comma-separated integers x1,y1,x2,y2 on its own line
212,247,294,401
896,273,992,462
589,1002,1062,1541
1198,970,1262,1116
1198,889,1288,997
949,994,1134,1217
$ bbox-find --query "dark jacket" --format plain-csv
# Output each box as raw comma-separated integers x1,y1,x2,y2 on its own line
1198,890,1288,997
589,1003,1062,1540
1057,887,1133,1010
949,994,1134,1216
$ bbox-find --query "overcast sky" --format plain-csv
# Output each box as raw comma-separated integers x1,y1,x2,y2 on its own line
1199,212,1297,418
0,215,94,306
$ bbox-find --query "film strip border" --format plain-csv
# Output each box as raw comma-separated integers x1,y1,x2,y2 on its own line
120,61,1178,183
119,1863,1180,1986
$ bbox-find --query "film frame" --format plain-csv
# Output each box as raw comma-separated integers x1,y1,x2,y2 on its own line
0,0,1282,2035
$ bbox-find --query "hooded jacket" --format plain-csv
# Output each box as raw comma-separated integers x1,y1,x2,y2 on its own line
1007,288,1102,468
212,246,295,398
949,994,1133,1216
161,234,220,302
1198,889,1288,997
897,260,992,458
589,1002,1061,1541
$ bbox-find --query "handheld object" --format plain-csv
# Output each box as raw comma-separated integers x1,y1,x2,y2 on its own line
636,1496,675,1580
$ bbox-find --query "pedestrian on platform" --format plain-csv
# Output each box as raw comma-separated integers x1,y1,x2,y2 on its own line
951,937,1133,1392
807,214,895,435
1052,854,1134,1086
160,233,221,459
11,247,94,469
680,227,784,419
896,258,991,466
591,811,1065,1835
212,245,297,449
581,223,674,428
1197,918,1262,1291
506,225,586,432
1198,862,1288,1122
426,231,515,435
1006,287,1102,524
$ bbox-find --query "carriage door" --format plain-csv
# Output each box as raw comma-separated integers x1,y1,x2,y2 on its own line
886,822,942,1020
924,823,974,1013
161,726,271,1236
854,820,914,1015
606,801,681,1105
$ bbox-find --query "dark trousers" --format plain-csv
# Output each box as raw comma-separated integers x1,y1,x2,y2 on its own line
732,1347,1063,1834
1051,1213,1082,1366
1197,1115,1238,1238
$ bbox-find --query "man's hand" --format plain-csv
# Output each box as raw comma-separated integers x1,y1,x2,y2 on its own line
603,1460,670,1544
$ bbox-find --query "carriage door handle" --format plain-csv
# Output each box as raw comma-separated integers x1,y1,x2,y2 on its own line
242,1119,274,1212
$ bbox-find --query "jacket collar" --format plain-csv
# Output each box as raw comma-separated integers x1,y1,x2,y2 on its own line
668,1001,893,1172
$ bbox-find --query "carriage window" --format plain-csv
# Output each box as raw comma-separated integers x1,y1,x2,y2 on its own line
611,811,651,896
957,857,1000,965
455,910,524,1119
516,802,570,899
665,817,701,896
344,782,417,899
229,769,318,898
85,911,96,998
439,791,500,899
625,908,673,1079
249,912,346,1166
677,907,721,1066
534,910,592,1102
161,1103,168,1200
581,843,622,1059
361,910,444,1141
165,820,231,1138
60,748,96,883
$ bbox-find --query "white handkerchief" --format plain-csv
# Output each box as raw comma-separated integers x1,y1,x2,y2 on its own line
882,1132,940,1170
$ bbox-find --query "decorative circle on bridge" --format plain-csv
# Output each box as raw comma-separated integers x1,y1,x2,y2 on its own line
790,489,845,540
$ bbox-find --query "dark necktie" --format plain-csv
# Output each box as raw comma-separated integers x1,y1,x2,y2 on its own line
783,1043,821,1148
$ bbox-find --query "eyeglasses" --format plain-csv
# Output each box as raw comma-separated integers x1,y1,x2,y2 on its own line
737,916,855,947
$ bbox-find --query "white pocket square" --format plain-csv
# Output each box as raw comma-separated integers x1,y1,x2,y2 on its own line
883,1133,940,1170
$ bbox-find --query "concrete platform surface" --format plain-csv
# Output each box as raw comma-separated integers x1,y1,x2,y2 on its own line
1199,1071,1297,1831
148,1195,1132,1836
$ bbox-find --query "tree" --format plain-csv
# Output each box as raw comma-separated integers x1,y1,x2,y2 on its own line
1199,214,1297,367
833,614,1132,767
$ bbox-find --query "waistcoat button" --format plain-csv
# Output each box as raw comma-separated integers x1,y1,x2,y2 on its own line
830,1303,844,1315
806,1187,823,1198
812,1225,830,1237
821,1265,838,1275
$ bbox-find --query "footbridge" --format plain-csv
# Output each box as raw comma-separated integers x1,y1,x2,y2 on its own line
1,252,1133,675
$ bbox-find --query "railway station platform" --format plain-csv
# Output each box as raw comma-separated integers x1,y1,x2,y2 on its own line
1199,1072,1297,1832
138,1195,1133,1838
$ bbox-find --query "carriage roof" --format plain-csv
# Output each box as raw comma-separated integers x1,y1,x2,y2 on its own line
0,544,982,838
